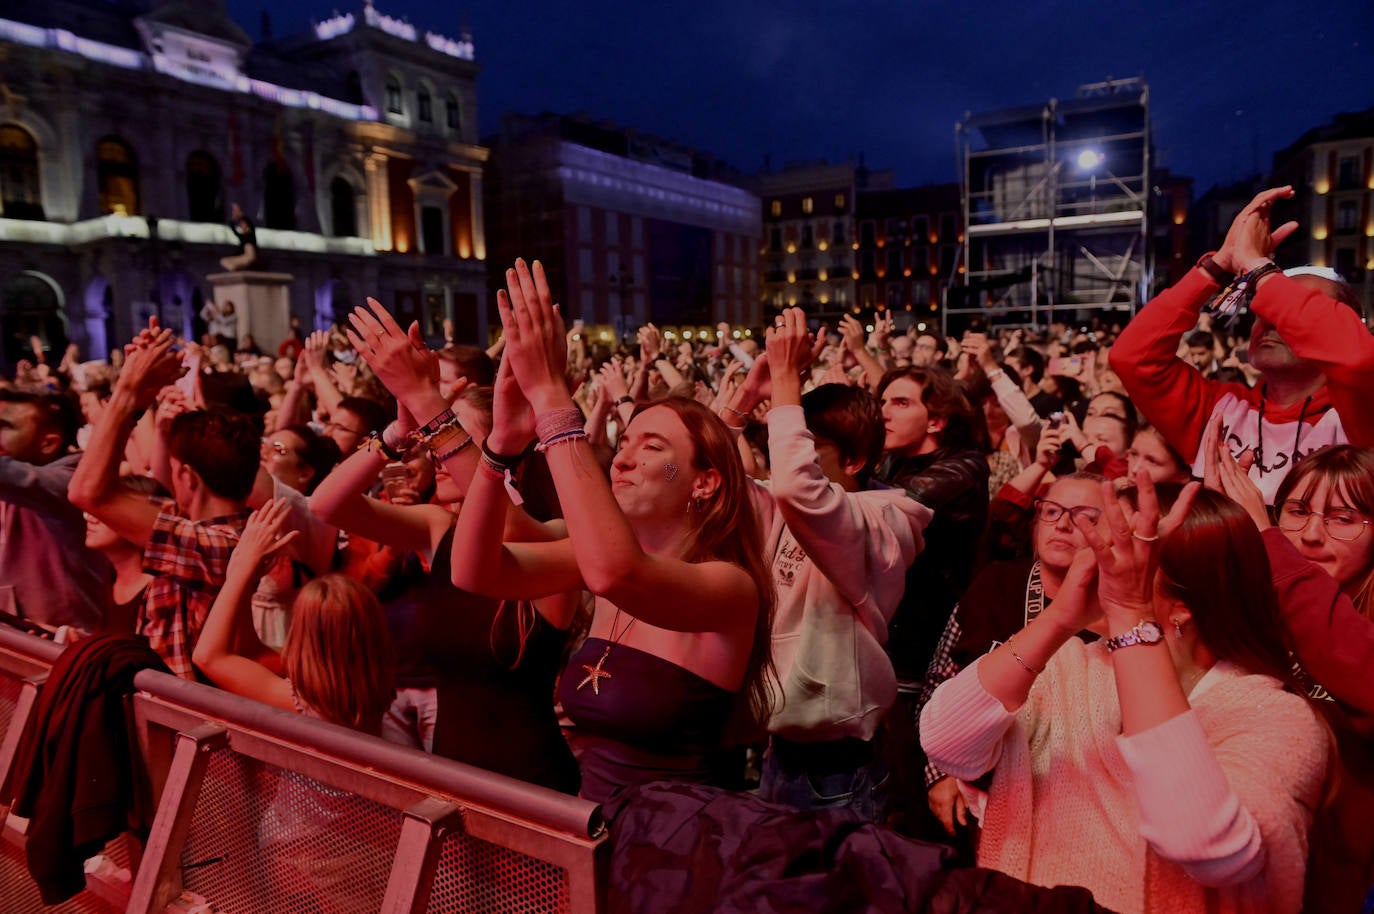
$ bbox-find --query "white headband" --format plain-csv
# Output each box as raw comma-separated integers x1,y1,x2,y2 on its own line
1284,266,1346,283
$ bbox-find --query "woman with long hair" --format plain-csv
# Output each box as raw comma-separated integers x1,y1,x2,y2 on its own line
350,259,773,804
192,498,395,733
921,473,1328,913
1210,439,1374,912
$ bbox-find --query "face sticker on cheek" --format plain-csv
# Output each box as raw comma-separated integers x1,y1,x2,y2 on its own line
663,463,678,482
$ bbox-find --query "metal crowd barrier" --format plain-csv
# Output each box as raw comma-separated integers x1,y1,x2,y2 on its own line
0,628,607,914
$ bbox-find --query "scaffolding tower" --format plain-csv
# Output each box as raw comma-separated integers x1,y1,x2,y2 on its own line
949,78,1152,334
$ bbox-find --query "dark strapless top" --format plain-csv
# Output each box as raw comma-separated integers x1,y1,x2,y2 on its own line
558,638,735,804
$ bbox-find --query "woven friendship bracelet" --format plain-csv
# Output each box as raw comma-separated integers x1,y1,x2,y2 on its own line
534,407,584,443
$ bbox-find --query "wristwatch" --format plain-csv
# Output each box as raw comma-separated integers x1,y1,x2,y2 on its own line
1103,620,1164,653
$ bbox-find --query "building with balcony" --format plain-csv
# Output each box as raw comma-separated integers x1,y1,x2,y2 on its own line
484,113,759,345
753,161,871,321
953,78,1152,333
853,182,961,324
1270,106,1374,314
0,0,489,371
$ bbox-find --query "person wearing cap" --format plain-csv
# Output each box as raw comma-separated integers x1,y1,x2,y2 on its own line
1111,186,1374,503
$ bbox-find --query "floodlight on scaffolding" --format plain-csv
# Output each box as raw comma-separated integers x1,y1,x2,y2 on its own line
1076,149,1105,172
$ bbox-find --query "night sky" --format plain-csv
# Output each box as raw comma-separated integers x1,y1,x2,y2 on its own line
228,0,1374,193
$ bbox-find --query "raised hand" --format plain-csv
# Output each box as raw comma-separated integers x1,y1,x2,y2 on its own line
637,322,662,363
496,259,570,413
488,347,537,454
838,313,867,351
226,498,300,579
344,297,439,408
765,307,815,384
116,321,186,409
599,357,630,402
1075,471,1200,624
1217,186,1299,273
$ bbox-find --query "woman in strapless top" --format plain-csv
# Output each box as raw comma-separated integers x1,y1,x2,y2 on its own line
446,260,776,804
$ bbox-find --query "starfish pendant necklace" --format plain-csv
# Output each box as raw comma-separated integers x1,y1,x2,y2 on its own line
577,608,636,695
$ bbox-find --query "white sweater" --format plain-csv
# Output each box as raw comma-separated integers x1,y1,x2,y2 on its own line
921,642,1329,914
757,405,932,741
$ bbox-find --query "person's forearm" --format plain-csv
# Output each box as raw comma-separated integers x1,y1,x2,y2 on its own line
308,365,344,414
192,559,261,668
1005,458,1051,499
70,389,139,510
1106,609,1191,735
275,381,311,431
977,615,1077,711
853,348,885,390
309,445,391,527
449,462,523,594
654,357,685,390
629,363,650,401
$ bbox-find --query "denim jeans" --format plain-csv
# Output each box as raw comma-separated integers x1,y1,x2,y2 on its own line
758,737,890,822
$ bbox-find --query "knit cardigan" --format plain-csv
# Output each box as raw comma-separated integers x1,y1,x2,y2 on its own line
921,639,1329,914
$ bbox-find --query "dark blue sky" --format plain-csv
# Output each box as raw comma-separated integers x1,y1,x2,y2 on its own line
231,0,1374,192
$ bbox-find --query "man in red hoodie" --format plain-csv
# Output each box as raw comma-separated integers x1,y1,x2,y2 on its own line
1111,186,1374,503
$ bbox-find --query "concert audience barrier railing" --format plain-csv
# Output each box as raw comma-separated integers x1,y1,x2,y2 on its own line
0,627,607,914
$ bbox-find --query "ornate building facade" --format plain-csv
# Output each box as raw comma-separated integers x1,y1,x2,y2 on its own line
0,0,489,370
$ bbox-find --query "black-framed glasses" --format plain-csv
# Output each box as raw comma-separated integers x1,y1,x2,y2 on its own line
1277,500,1373,542
1034,498,1102,526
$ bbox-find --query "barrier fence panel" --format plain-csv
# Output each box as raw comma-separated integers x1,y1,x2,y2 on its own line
0,629,607,914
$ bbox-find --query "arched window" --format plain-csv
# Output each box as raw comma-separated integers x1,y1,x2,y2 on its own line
385,74,403,115
186,151,223,222
0,124,43,220
445,93,461,132
417,85,432,123
96,137,140,216
1,271,65,369
330,176,357,237
345,70,364,105
263,162,295,230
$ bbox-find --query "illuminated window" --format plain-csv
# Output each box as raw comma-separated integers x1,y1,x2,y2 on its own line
770,200,782,217
802,197,814,214
96,137,139,216
385,75,403,114
834,193,846,210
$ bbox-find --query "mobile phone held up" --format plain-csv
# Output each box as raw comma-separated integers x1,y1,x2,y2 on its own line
1047,356,1084,378
381,462,410,498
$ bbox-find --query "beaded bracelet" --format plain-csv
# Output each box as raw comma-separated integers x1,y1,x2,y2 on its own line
434,433,474,463
534,407,584,442
536,428,588,452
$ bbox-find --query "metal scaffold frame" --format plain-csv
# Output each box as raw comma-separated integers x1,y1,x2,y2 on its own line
948,78,1153,334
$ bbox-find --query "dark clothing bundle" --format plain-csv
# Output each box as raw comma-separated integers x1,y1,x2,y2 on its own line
10,634,168,903
602,781,1117,914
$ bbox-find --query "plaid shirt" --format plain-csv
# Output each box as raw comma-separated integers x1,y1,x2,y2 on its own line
141,499,249,679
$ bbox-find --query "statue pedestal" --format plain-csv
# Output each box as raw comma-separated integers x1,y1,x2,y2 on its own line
206,271,294,352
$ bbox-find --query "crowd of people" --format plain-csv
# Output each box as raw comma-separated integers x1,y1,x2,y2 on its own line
3,186,1373,912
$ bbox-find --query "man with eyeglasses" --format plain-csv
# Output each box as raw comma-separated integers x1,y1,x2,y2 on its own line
1112,186,1374,503
322,396,389,455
